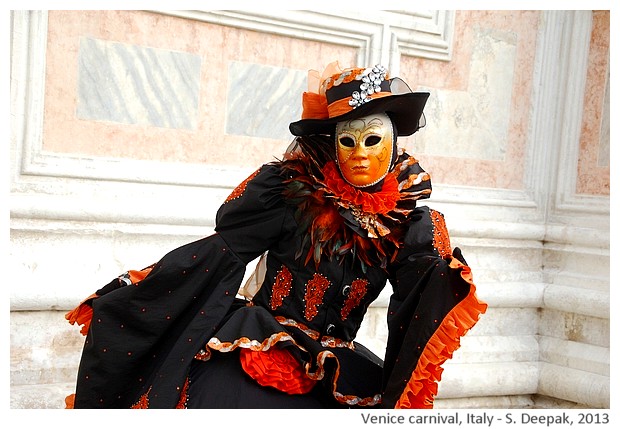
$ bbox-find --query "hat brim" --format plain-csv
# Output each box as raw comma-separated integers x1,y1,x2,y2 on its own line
289,92,430,137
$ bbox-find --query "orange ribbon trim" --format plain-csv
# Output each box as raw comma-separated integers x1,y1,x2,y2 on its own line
302,91,392,121
394,257,487,409
301,92,329,120
327,91,391,118
64,292,99,336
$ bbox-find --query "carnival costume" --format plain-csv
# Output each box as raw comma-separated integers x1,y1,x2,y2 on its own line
65,62,486,409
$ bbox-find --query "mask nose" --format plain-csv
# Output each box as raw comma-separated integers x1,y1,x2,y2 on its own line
350,141,369,160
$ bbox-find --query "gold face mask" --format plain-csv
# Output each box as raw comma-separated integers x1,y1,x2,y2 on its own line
335,113,394,187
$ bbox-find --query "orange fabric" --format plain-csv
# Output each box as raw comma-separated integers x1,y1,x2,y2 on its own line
65,393,75,409
239,347,317,395
301,89,392,121
321,161,401,215
326,91,391,118
269,265,293,310
130,387,151,409
65,267,152,336
324,67,367,91
304,273,331,321
394,257,487,409
64,293,99,336
429,209,452,259
301,91,329,120
127,266,153,284
175,378,190,409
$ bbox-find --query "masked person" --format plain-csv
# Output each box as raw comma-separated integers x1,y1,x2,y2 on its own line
65,62,487,409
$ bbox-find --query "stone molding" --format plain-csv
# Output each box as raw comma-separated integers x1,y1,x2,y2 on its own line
156,10,455,67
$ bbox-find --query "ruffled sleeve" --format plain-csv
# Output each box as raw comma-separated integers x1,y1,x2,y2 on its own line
382,206,487,408
64,163,290,408
64,265,155,336
65,162,287,337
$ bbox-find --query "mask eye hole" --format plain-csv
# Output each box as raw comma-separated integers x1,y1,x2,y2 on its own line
365,135,382,147
339,136,355,148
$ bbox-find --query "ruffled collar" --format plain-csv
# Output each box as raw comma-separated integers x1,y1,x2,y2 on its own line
319,161,401,216
281,151,431,269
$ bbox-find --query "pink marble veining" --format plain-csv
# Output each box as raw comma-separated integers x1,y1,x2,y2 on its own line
576,10,610,196
399,11,540,190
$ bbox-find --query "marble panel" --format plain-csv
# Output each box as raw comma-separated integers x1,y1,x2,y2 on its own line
598,68,609,167
225,61,306,140
398,11,540,190
42,10,357,169
576,10,610,195
415,27,516,160
77,37,201,130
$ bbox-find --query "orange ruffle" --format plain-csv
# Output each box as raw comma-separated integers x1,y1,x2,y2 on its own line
206,329,379,406
127,266,153,283
64,293,99,336
321,161,401,214
65,393,75,409
301,91,329,120
394,257,487,408
239,347,317,395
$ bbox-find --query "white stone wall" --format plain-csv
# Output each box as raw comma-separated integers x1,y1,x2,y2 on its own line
9,10,609,409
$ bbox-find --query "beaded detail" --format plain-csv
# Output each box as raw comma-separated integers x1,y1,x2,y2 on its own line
430,209,452,258
303,273,331,321
194,348,211,361
348,65,388,108
130,387,151,409
341,279,369,320
174,378,190,409
270,265,293,310
224,168,261,203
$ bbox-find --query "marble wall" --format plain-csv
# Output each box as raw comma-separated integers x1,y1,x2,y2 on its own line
10,10,609,409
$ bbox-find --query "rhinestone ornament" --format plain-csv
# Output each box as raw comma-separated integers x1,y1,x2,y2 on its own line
348,65,388,108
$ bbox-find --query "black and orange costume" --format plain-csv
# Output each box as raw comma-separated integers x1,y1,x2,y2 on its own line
65,63,486,409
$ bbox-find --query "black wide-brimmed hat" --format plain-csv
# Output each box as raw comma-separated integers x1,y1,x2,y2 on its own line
289,62,429,137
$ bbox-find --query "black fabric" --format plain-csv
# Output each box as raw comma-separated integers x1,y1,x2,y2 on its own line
72,235,245,408
289,86,429,137
187,349,340,409
69,156,482,409
381,248,470,408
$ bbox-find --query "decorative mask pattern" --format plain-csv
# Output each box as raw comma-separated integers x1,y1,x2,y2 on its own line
335,113,394,188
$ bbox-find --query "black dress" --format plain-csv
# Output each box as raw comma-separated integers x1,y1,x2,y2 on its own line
65,152,486,409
